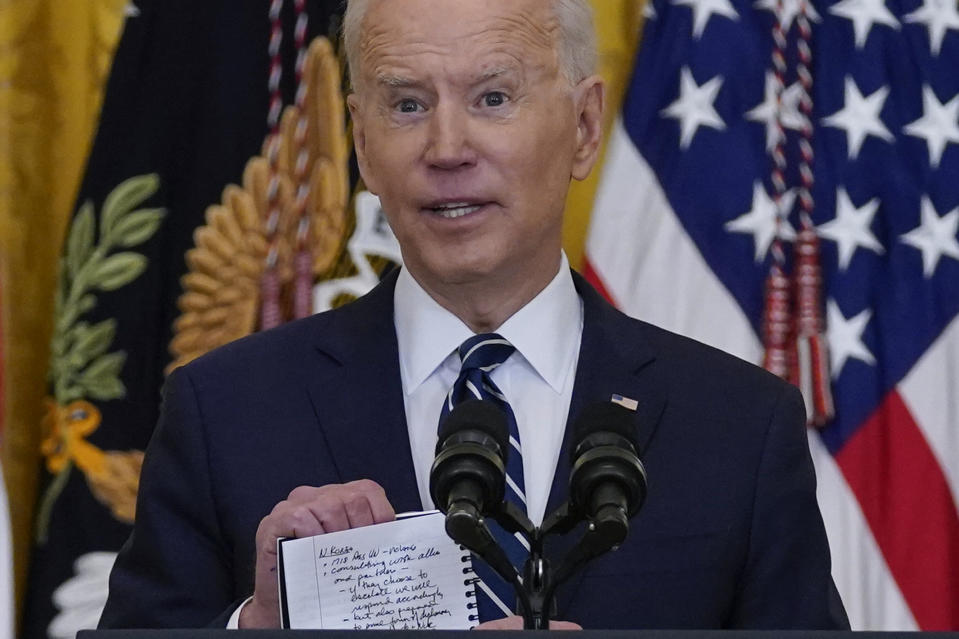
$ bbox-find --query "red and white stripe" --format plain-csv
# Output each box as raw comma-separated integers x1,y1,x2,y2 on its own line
584,118,959,630
261,0,286,331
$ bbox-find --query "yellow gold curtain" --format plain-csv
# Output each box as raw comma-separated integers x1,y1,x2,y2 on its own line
564,0,645,269
0,0,127,619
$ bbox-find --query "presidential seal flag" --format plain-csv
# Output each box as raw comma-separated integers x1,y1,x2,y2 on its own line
22,2,356,637
586,0,959,630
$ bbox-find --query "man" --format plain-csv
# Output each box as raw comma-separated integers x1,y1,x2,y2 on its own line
99,0,848,630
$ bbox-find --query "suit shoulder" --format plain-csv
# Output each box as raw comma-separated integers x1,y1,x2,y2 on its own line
172,307,338,385
632,318,802,417
575,270,794,407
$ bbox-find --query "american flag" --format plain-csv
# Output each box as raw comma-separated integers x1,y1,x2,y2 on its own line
584,0,959,629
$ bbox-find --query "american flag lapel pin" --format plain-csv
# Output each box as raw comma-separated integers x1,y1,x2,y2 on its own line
611,394,639,411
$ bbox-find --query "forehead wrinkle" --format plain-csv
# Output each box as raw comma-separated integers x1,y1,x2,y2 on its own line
377,63,519,87
360,36,447,79
485,11,561,60
356,2,562,88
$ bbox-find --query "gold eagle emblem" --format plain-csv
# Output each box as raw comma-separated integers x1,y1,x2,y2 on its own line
168,36,350,372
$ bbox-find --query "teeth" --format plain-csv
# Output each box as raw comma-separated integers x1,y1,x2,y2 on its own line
433,204,481,219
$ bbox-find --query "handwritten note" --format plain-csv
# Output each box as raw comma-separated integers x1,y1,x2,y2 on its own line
279,511,477,629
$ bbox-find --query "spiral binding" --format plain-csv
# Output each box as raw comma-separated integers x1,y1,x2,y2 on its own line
461,550,480,623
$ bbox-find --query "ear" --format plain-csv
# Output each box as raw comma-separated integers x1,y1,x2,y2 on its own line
571,76,606,182
347,93,380,195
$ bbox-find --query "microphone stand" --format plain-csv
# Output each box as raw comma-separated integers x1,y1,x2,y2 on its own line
495,502,548,629
537,502,628,613
479,500,630,629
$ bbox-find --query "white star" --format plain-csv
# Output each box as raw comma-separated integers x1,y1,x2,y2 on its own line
900,196,959,277
671,0,740,38
829,0,900,48
817,188,885,270
903,85,959,168
904,0,959,55
312,192,402,311
754,0,822,30
725,182,797,261
745,73,808,152
827,299,875,379
124,2,140,17
644,1,659,20
660,67,726,149
821,76,894,159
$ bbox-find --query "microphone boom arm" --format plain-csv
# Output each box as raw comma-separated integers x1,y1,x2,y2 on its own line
444,499,535,625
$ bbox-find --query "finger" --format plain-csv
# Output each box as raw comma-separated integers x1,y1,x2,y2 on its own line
287,485,323,504
548,620,583,630
277,488,331,537
293,502,332,538
367,490,395,524
266,501,327,540
310,498,352,533
473,617,581,631
473,615,524,630
349,479,395,523
343,492,376,528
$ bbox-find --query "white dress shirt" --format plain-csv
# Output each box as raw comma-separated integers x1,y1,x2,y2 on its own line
229,254,583,628
395,254,583,526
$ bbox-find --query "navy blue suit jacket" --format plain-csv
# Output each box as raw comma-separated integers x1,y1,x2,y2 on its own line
99,270,848,629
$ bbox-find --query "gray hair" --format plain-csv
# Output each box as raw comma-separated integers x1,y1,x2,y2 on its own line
342,0,597,86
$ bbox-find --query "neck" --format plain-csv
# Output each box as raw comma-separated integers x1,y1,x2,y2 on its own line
409,256,563,333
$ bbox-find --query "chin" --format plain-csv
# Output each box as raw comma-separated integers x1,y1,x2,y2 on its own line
419,252,502,286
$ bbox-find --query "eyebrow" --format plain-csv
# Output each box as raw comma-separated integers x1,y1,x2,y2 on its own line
474,65,518,83
376,74,418,89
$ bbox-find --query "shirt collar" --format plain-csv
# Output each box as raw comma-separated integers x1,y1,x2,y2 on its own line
394,266,474,394
394,253,582,395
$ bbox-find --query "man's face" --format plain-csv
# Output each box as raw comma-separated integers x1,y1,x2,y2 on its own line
349,0,603,293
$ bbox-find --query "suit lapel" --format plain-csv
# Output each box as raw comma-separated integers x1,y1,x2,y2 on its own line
304,269,422,513
545,271,668,615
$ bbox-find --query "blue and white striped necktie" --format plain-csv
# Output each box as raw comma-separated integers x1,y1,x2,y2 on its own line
439,333,528,622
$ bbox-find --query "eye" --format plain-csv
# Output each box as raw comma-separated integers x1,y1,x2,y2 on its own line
395,99,421,113
481,91,508,107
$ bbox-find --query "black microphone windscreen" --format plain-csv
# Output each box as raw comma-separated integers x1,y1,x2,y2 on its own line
571,401,638,446
438,399,510,451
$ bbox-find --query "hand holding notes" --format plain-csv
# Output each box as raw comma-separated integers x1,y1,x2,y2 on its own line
239,480,395,629
278,510,477,629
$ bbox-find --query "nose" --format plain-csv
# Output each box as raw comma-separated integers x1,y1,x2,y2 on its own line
424,102,477,170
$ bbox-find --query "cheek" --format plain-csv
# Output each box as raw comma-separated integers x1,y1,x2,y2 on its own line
519,119,577,175
366,127,420,191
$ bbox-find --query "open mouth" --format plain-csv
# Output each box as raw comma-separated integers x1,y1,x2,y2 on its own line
427,202,486,219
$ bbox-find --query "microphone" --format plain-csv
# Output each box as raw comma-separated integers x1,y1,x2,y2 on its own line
430,399,509,542
430,400,534,622
568,401,648,548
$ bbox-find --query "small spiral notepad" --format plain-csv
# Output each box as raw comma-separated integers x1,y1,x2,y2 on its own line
278,511,479,630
